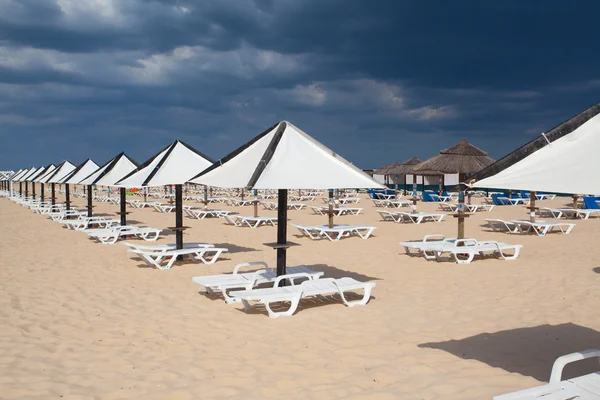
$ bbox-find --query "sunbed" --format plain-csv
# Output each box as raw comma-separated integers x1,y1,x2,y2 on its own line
192,262,323,303
485,219,520,233
130,246,228,269
377,210,445,224
494,349,600,400
184,208,231,219
223,215,277,228
511,220,576,236
61,216,120,230
230,274,376,318
292,223,376,241
86,225,162,244
400,234,458,260
431,238,522,264
261,201,305,211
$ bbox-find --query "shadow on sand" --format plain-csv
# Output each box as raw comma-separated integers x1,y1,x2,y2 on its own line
419,323,600,381
593,267,600,274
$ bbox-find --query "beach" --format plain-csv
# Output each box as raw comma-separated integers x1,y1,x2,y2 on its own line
1,189,599,399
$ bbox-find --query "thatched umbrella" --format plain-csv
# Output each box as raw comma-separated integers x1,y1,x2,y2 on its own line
414,140,495,239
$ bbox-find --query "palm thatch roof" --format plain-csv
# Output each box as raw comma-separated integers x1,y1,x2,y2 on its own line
374,163,395,175
386,157,423,176
412,140,495,175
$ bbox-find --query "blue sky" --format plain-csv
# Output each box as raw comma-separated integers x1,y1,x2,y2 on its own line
1,0,598,170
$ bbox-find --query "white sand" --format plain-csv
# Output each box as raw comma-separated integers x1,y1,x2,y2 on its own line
1,187,600,399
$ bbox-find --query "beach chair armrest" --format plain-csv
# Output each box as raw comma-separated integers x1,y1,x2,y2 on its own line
423,234,446,242
549,349,600,383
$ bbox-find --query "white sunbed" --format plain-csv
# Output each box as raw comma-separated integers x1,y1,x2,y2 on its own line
430,238,522,264
400,234,458,260
261,201,306,211
61,217,120,230
223,215,277,228
292,223,376,241
152,203,176,213
497,197,530,206
50,209,86,221
192,262,324,303
309,206,363,216
541,207,600,220
511,220,576,236
377,210,445,224
466,204,495,212
227,199,255,207
130,246,228,269
86,225,162,244
485,219,520,233
494,349,600,400
184,208,231,219
438,203,458,212
230,274,376,318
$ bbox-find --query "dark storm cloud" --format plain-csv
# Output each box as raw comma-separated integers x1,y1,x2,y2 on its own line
0,0,599,169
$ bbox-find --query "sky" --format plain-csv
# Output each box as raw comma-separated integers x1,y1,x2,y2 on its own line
1,0,599,170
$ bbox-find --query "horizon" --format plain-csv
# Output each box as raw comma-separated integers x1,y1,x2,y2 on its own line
1,1,599,170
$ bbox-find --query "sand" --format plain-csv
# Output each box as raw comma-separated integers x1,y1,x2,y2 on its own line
1,187,600,400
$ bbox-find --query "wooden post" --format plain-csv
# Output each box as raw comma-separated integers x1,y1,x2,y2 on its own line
467,191,472,205
40,183,45,202
32,182,36,199
87,185,93,217
119,187,127,226
65,184,71,211
203,185,208,210
529,191,536,223
572,195,579,209
175,184,183,250
253,189,258,217
438,175,443,196
276,189,288,277
328,189,334,228
25,181,28,198
51,183,56,205
241,188,245,201
457,191,465,239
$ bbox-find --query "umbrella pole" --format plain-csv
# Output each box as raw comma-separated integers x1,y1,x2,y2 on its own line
203,185,208,210
51,183,56,205
276,189,288,278
253,189,258,217
328,189,334,228
529,191,536,223
32,182,36,199
25,181,28,198
144,187,147,203
87,185,93,217
65,184,71,212
119,187,127,226
457,191,465,239
41,183,44,202
175,184,183,250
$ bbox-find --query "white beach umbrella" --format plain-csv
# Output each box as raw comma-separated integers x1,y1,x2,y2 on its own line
44,161,76,206
57,159,100,212
33,164,56,202
116,140,214,250
78,153,138,224
190,121,384,276
471,102,600,194
24,166,47,199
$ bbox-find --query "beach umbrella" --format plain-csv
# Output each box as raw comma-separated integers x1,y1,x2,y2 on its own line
34,164,56,202
116,140,214,250
45,161,76,207
189,121,384,277
17,167,37,197
25,166,48,199
59,159,99,216
7,169,23,194
78,153,138,224
471,101,600,219
413,140,495,239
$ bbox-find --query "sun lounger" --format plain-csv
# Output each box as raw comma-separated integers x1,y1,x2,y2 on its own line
61,217,120,230
223,215,277,228
466,204,495,212
86,225,162,244
192,262,324,303
152,203,176,213
292,224,376,241
122,241,214,251
485,219,520,233
227,199,255,206
498,197,530,206
438,203,458,212
309,206,363,216
130,246,228,269
431,238,522,264
400,234,458,260
377,210,445,224
261,201,306,211
494,349,600,400
511,220,576,236
184,208,230,219
50,209,86,221
230,274,376,318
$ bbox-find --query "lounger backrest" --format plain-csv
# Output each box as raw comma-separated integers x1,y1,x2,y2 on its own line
421,191,436,202
491,194,504,205
583,196,600,209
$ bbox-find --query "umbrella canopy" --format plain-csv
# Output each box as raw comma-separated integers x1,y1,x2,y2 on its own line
26,166,47,181
117,140,213,187
35,165,57,183
8,169,25,181
60,159,99,185
190,121,383,189
191,120,383,277
78,153,137,186
17,167,37,182
471,102,600,194
413,140,495,176
46,161,77,184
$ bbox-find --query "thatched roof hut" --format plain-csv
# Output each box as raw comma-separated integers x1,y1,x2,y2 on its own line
386,157,422,176
412,140,494,176
374,163,395,175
